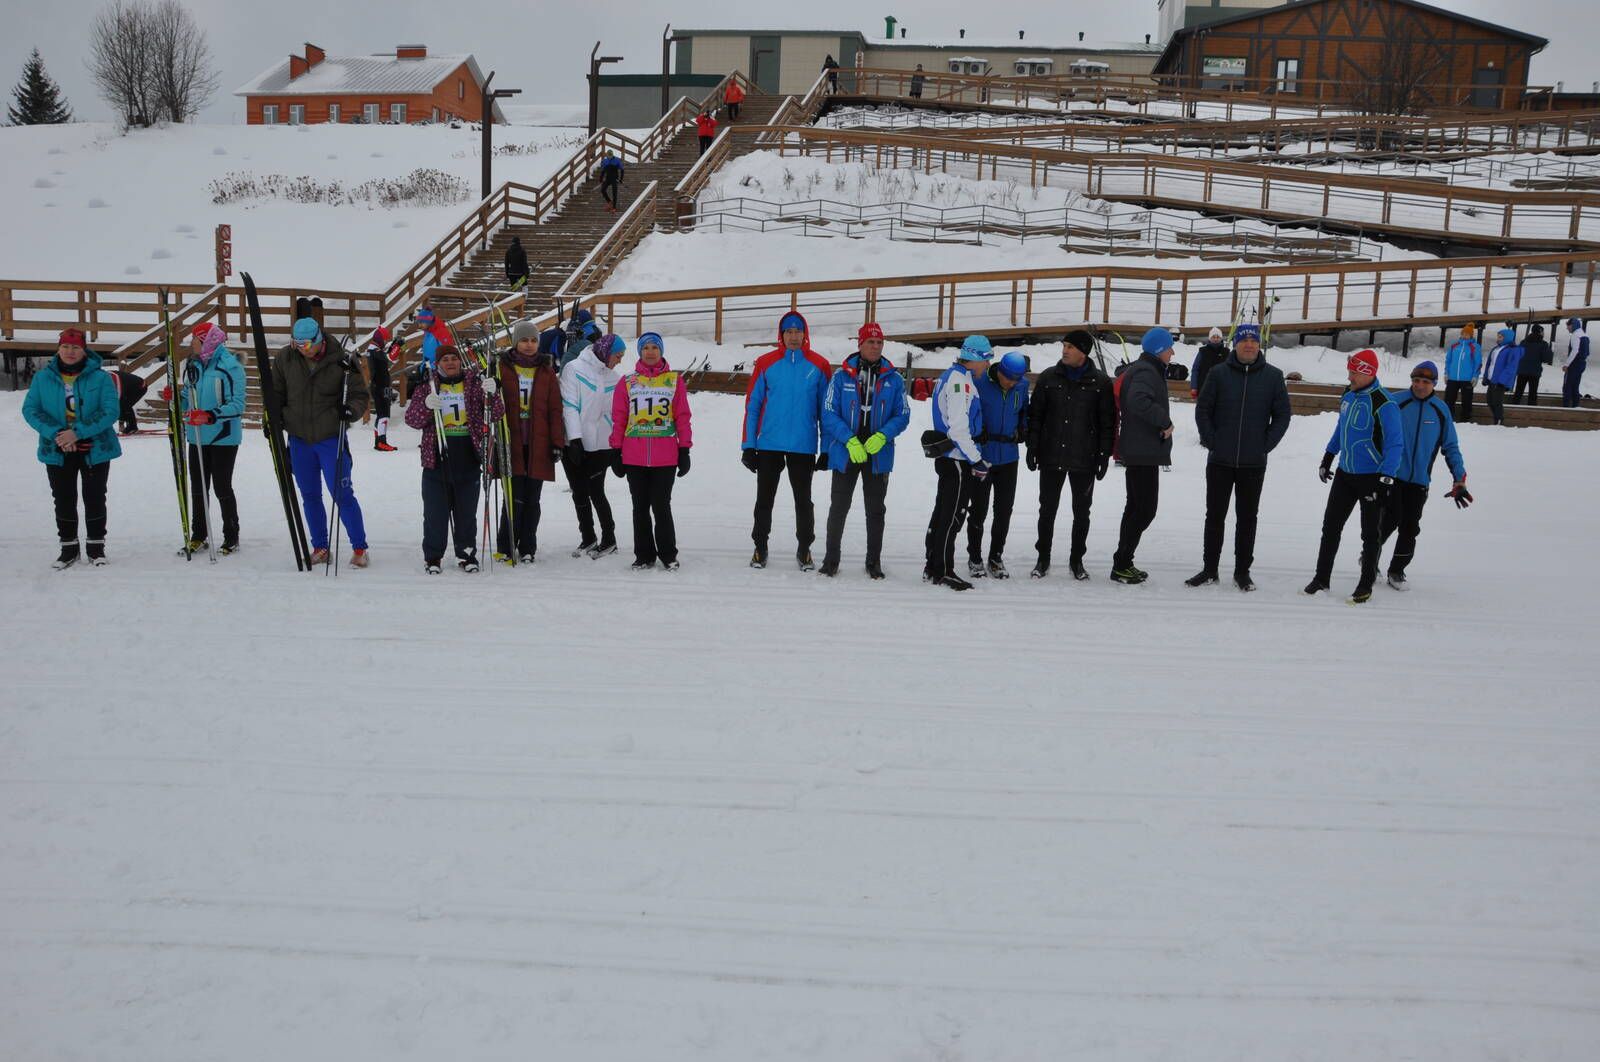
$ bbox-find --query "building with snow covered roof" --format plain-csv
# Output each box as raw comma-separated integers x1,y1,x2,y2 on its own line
234,43,506,126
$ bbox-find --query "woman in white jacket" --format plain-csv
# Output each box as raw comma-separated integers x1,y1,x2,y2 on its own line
560,332,625,557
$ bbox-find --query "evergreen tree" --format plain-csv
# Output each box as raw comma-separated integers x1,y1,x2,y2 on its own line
8,48,74,126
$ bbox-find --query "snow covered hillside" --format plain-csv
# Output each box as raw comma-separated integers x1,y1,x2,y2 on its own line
2,387,1596,1061
0,122,595,289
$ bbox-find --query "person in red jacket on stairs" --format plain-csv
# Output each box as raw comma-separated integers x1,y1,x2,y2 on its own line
696,109,718,156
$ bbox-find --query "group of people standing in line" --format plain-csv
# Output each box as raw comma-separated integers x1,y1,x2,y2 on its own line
20,306,1498,600
1441,318,1590,424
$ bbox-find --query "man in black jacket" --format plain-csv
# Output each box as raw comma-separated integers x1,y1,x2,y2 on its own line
1189,326,1229,400
1188,322,1291,591
1514,322,1554,405
1025,329,1114,580
1111,328,1176,584
504,236,529,290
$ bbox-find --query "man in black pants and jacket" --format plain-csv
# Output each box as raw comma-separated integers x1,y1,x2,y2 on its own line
1025,329,1114,580
1111,328,1175,584
1188,322,1291,592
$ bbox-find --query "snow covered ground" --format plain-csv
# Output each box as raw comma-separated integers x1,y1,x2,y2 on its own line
3,384,1597,1061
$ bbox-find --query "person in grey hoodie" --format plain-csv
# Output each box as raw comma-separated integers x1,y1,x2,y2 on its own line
1188,322,1291,592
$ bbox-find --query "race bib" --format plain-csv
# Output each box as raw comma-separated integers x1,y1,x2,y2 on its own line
625,372,677,438
438,381,469,435
515,365,537,419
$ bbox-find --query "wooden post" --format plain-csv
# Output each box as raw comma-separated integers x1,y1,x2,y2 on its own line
1178,277,1188,327
714,296,723,344
1025,278,1035,326
1514,263,1526,305
1335,272,1345,319
1301,273,1311,320
1481,266,1492,315
1443,266,1454,312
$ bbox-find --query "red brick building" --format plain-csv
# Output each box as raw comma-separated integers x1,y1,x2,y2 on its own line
234,43,506,125
1153,0,1548,110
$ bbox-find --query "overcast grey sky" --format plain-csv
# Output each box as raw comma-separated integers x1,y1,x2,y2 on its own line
4,0,1596,122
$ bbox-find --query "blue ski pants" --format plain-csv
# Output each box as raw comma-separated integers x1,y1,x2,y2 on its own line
289,435,368,551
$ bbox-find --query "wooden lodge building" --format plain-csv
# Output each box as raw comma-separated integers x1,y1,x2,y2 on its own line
234,43,506,125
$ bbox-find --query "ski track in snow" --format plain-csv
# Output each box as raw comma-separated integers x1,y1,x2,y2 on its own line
0,390,1597,1061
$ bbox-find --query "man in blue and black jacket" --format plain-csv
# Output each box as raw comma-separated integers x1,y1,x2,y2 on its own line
1305,349,1404,604
966,352,1030,579
1379,360,1469,591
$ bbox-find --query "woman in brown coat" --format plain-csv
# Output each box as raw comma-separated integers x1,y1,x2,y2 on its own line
494,320,567,562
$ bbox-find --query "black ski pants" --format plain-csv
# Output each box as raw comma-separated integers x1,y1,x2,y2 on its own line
495,474,545,559
752,451,815,551
1315,469,1384,587
627,466,677,565
563,447,616,545
1202,463,1266,574
1036,466,1096,566
823,466,888,567
187,444,240,546
601,175,620,208
697,134,713,156
421,463,480,564
1379,479,1430,578
1445,380,1475,423
966,460,1019,563
46,452,109,545
1486,382,1509,424
1513,375,1541,406
925,457,978,579
1112,464,1160,571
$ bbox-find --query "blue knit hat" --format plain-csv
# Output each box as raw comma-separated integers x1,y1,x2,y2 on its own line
1141,327,1174,355
638,331,665,354
958,334,993,361
414,306,435,324
1411,360,1439,381
996,352,1029,379
291,317,321,344
1234,323,1260,343
779,312,805,334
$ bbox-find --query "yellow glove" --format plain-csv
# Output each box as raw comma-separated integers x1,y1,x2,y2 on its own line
845,437,868,464
863,432,887,455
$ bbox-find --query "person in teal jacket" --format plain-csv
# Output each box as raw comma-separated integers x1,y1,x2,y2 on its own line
1378,360,1470,590
1306,349,1404,603
22,328,123,568
818,322,910,578
173,322,247,553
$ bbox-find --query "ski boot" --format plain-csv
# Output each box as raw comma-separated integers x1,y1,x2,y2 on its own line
85,541,107,567
631,559,655,572
518,553,536,565
1301,577,1329,596
458,553,480,573
986,558,1010,580
797,549,815,572
818,558,839,577
865,560,886,581
424,560,443,575
1386,571,1409,591
588,538,618,560
52,542,80,570
572,539,598,559
1069,560,1090,581
662,560,681,572
1184,568,1219,587
1030,558,1049,579
1109,566,1148,585
750,545,768,569
937,574,974,592
219,540,240,556
966,558,988,579
178,538,207,557
373,436,398,452
1233,569,1256,593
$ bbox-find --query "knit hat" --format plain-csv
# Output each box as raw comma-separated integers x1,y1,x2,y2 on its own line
1234,323,1261,343
196,326,227,361
435,344,462,367
1141,327,1175,355
779,312,806,335
510,319,540,346
1410,360,1439,381
1062,329,1097,356
997,352,1029,380
638,331,665,354
58,327,86,348
291,317,322,344
372,325,392,344
1208,326,1223,341
1348,349,1379,377
959,334,993,361
594,332,624,359
414,306,436,324
1460,323,1476,339
858,322,885,342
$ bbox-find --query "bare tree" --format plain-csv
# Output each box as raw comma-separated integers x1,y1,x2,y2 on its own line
1344,37,1452,118
86,0,216,128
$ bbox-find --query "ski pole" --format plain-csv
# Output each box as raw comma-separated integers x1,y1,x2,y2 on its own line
327,360,351,576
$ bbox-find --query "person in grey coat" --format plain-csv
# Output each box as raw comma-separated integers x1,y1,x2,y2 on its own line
1110,328,1175,584
1188,322,1291,592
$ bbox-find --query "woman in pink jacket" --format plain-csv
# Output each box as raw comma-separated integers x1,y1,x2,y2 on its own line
610,331,693,570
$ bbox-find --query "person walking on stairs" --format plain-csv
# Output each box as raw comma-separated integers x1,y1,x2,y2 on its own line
597,152,625,211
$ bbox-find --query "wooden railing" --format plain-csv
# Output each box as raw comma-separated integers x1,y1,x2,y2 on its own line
0,280,212,351
110,284,227,378
556,180,660,301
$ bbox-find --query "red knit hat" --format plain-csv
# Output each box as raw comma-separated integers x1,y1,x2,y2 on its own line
1348,349,1379,377
858,322,884,342
58,328,86,348
190,321,218,340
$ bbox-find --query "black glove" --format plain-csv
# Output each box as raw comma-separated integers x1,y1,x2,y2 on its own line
1318,452,1335,483
1025,450,1039,472
971,460,991,482
677,449,691,478
610,452,625,478
1446,482,1474,509
338,404,357,423
1095,457,1109,481
741,449,760,473
814,452,829,472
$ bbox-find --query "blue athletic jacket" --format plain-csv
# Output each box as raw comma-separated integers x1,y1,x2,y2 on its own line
821,353,911,473
1444,338,1481,382
22,352,124,467
1326,382,1403,477
180,345,248,447
1484,334,1525,388
932,361,985,463
742,314,831,455
973,365,1029,466
1393,392,1466,487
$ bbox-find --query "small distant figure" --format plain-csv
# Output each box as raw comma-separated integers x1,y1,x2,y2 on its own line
724,79,745,121
504,235,529,290
823,54,840,93
695,108,718,156
1515,323,1553,406
910,64,925,99
597,151,625,211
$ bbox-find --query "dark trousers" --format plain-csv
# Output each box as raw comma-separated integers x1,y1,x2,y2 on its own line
421,465,480,563
564,447,616,544
1379,479,1429,577
495,474,545,558
1315,470,1384,586
627,466,677,564
697,134,713,156
727,101,741,120
1485,383,1509,424
966,460,1019,563
1112,465,1160,570
187,444,240,545
601,178,620,207
1513,375,1541,406
1445,380,1474,423
1037,467,1095,565
823,466,889,567
752,451,815,550
46,452,109,544
1202,463,1266,573
925,457,977,578
1563,360,1587,407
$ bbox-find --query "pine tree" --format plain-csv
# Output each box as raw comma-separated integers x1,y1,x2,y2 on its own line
7,48,74,126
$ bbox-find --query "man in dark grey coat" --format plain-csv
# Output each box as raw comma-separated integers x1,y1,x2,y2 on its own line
1110,328,1175,584
1188,322,1291,591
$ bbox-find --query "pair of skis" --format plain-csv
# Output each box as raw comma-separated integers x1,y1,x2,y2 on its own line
158,291,194,561
243,273,313,572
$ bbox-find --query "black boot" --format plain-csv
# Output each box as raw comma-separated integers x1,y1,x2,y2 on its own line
1233,569,1256,592
52,541,80,570
818,557,839,577
865,559,885,580
1184,568,1220,587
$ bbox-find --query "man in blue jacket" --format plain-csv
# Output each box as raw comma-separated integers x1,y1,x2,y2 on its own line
966,352,1030,579
924,335,992,591
1379,360,1469,590
818,322,910,579
1481,326,1523,426
1442,323,1481,423
1305,349,1404,604
742,311,832,569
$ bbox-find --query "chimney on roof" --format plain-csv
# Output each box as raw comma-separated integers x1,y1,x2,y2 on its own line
1145,33,1151,45
305,42,325,67
885,15,897,40
959,29,965,39
1557,81,1564,93
1018,30,1025,40
397,44,427,60
901,27,906,38
288,54,309,79
1078,31,1085,42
